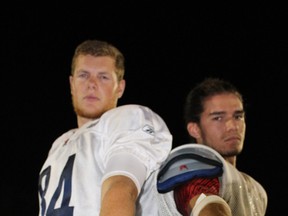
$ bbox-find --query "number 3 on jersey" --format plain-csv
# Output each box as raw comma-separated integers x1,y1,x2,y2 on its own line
39,154,76,216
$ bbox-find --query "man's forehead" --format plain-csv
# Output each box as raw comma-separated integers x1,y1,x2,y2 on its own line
203,93,243,113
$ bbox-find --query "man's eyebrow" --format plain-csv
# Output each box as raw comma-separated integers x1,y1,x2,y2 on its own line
208,111,226,116
76,69,89,74
235,110,245,114
98,71,110,75
208,110,245,116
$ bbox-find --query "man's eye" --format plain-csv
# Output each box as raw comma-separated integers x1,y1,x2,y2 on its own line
99,75,109,80
213,116,222,121
235,114,244,120
79,73,88,78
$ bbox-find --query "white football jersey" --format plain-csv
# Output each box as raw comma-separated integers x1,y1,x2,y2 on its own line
38,104,172,216
156,144,268,216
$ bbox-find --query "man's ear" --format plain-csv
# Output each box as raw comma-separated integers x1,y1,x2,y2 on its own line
69,75,74,95
187,122,201,140
117,79,126,98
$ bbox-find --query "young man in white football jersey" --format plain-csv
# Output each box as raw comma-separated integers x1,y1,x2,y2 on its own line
38,39,172,216
157,78,267,216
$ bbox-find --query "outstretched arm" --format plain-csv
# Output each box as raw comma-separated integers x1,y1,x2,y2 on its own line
189,193,232,216
174,178,232,216
100,175,138,216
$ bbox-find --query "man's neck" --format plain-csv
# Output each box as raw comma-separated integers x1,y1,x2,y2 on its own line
224,156,237,166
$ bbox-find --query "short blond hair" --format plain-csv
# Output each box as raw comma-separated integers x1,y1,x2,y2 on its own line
71,39,125,81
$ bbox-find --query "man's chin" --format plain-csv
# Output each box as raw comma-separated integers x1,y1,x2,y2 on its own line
76,109,103,119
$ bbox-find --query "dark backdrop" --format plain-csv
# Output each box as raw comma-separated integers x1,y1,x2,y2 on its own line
2,3,286,215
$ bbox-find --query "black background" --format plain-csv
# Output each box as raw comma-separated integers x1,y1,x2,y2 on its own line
2,2,287,215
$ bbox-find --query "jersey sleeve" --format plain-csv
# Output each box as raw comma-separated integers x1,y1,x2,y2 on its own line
99,104,173,194
156,143,268,215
